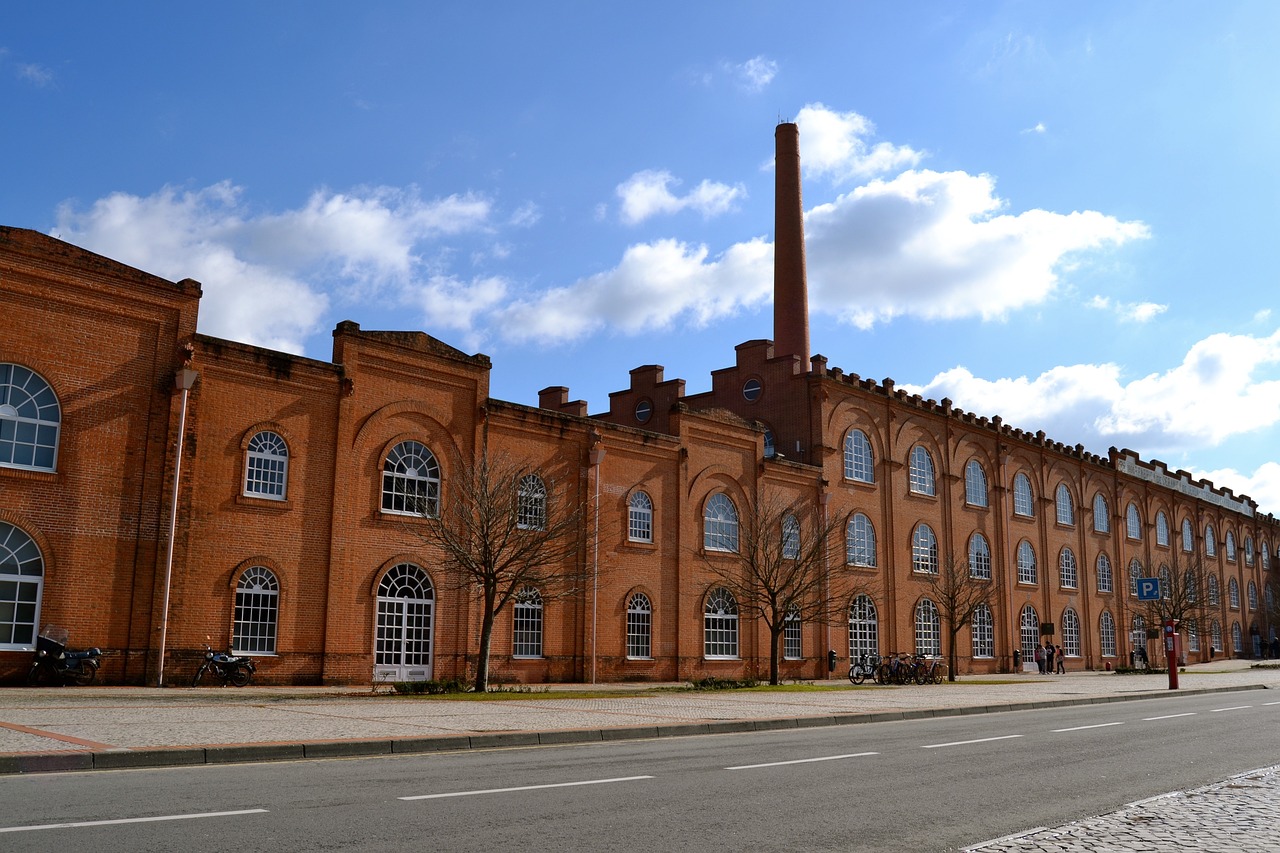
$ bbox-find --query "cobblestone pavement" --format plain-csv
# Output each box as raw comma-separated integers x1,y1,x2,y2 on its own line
966,764,1280,851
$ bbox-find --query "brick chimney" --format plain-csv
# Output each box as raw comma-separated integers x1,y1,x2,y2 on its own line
773,122,809,364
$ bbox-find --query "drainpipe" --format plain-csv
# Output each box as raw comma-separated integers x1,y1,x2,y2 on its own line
588,441,606,683
157,368,198,687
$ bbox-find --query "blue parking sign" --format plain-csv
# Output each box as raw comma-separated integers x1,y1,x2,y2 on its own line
1137,577,1161,601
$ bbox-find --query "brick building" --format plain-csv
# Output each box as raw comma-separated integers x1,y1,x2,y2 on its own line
3,124,1278,686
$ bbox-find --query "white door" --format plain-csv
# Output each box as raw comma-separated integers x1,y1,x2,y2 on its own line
374,564,434,682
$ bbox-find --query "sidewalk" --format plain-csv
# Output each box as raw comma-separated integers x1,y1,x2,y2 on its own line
1,659,1275,775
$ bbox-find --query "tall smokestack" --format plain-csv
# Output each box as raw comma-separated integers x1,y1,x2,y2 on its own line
773,122,809,364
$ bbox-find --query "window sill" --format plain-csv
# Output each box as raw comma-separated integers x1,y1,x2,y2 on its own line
625,540,658,551
235,494,293,510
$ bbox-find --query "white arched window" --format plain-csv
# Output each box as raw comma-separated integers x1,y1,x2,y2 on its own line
971,604,994,658
1100,611,1117,657
0,364,61,472
848,595,878,661
704,588,738,659
628,491,654,543
374,563,435,682
915,599,941,656
912,523,939,574
1205,524,1217,557
965,460,988,507
1126,503,1142,540
381,440,440,517
968,532,991,580
1059,548,1078,589
1017,540,1037,585
1248,581,1259,611
1225,531,1237,562
517,474,548,530
1129,559,1142,596
1013,473,1034,517
703,493,739,552
0,521,43,649
1229,578,1240,610
782,515,800,560
1182,519,1194,553
846,513,877,567
1055,484,1074,526
1062,608,1081,657
1155,512,1170,547
1020,605,1040,665
244,431,288,500
513,586,544,658
844,429,874,483
1096,553,1113,593
908,446,936,496
626,593,652,659
1093,494,1110,533
1208,575,1221,606
232,566,279,654
783,605,802,660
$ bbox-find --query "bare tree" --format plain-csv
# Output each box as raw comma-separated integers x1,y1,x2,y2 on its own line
417,452,584,692
916,552,993,682
698,490,845,685
1134,555,1216,661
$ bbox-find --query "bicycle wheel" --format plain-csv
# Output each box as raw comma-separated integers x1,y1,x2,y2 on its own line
933,664,946,684
914,665,929,685
875,663,890,685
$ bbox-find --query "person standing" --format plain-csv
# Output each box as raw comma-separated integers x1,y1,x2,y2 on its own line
1043,641,1055,675
1034,643,1044,674
1056,645,1066,674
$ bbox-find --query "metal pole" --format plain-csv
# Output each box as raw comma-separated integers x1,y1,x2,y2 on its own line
157,368,198,687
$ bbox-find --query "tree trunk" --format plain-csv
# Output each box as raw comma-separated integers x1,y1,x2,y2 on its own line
475,588,498,693
769,624,783,685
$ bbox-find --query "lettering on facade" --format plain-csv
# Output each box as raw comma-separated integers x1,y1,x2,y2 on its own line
1115,456,1252,517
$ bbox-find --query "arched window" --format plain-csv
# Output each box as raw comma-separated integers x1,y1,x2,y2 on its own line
513,586,543,658
628,491,654,543
1155,512,1169,547
1225,531,1237,562
783,605,802,660
1055,484,1074,526
1232,622,1243,654
244,431,288,500
1059,548,1078,589
375,563,435,681
844,429,874,483
1208,574,1220,606
848,595,878,661
703,493,739,553
1186,619,1200,652
381,440,440,517
1013,473,1034,517
968,532,992,580
1017,540,1037,585
1228,577,1240,610
1096,553,1113,593
1266,584,1275,611
1182,519,1194,553
1020,605,1040,665
517,474,547,530
0,521,43,649
782,515,800,560
1062,608,1081,657
971,604,994,658
1248,581,1259,611
0,364,61,472
1100,611,1117,657
1093,494,1110,533
1125,503,1142,540
1128,559,1142,596
965,460,989,507
704,588,738,659
908,446,936,496
627,593,652,659
912,523,939,574
1186,569,1199,604
915,599,941,656
1262,541,1271,570
1211,620,1223,652
1205,524,1217,557
846,513,877,567
1245,536,1255,567
232,566,279,654
1159,565,1171,600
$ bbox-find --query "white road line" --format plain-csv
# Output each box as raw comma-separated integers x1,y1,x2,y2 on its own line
400,775,654,801
1143,712,1197,721
726,752,878,770
921,735,1023,749
1051,722,1124,732
1209,705,1252,713
1263,701,1280,706
0,809,269,834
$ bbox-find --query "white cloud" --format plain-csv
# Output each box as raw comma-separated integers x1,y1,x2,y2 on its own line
1088,295,1168,323
805,168,1150,328
616,170,745,225
496,237,773,343
731,56,778,92
793,103,922,182
903,328,1280,456
54,182,495,353
1192,462,1280,516
1022,122,1047,135
17,62,54,87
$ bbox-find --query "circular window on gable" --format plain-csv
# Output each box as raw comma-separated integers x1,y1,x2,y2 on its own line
742,378,763,402
634,399,653,424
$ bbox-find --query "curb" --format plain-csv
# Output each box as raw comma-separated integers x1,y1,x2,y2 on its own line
0,683,1266,776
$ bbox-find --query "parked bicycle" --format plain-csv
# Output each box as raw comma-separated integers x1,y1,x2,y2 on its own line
847,652,881,684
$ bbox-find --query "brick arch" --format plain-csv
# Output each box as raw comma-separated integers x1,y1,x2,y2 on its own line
226,556,286,591
352,400,466,464
238,421,297,453
0,510,56,577
367,555,436,599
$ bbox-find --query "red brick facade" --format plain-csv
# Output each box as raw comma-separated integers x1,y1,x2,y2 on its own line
3,126,1279,686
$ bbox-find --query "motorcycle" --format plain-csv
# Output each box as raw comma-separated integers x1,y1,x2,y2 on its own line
191,644,256,687
27,625,102,686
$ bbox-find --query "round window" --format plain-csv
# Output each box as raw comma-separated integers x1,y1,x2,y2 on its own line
742,378,763,402
634,399,652,424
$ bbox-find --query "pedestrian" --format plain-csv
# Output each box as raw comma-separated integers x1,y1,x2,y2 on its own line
1034,643,1044,674
1056,645,1065,674
1043,641,1054,675
1271,636,1279,659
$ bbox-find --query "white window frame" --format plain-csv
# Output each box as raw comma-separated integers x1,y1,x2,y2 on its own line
513,587,544,658
703,493,739,553
1013,474,1034,517
1062,608,1081,657
517,474,547,530
1017,540,1037,585
703,587,739,659
232,566,279,655
0,521,44,649
1093,494,1110,533
912,523,939,574
846,513,877,567
1055,484,1074,526
628,491,654,543
848,595,878,662
844,429,874,484
915,599,941,656
965,460,988,507
0,363,61,472
381,440,440,517
783,605,801,660
1096,553,1113,593
1100,611,1117,657
968,532,991,580
908,446,936,496
1059,547,1078,589
971,603,994,658
1155,511,1170,547
626,593,652,659
1126,503,1142,540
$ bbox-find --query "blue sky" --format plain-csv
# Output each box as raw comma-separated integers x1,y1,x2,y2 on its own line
5,3,1280,512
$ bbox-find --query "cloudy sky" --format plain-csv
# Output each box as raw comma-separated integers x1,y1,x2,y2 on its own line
5,3,1280,511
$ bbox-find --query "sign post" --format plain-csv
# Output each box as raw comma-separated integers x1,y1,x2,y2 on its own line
1164,620,1179,690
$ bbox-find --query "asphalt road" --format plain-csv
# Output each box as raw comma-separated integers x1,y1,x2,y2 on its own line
1,689,1277,852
